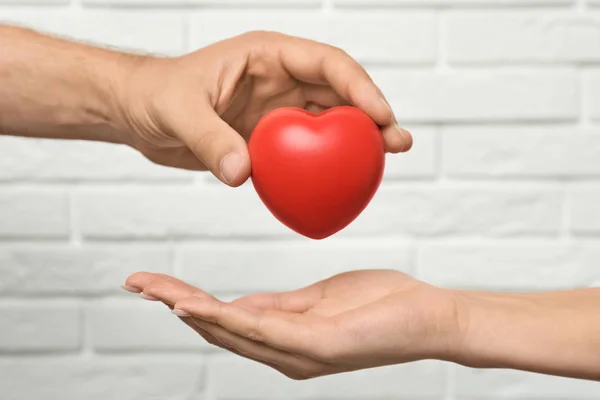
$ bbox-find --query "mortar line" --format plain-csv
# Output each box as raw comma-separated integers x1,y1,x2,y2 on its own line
79,298,94,357
67,188,82,246
575,0,588,12
435,8,450,73
443,363,457,400
171,239,180,278
435,124,446,184
204,354,217,400
182,12,191,54
560,182,573,242
580,69,591,130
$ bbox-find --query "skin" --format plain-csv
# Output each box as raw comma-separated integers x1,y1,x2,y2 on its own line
0,25,412,186
3,23,599,384
123,271,600,382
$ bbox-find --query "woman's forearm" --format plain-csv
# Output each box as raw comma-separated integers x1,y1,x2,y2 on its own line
0,24,136,144
454,287,600,381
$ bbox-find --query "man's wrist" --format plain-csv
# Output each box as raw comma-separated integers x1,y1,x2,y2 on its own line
0,24,147,146
79,48,147,147
403,286,477,365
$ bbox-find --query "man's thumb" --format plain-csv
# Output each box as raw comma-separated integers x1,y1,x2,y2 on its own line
177,111,251,187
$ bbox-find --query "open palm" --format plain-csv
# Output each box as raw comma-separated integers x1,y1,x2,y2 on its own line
124,269,459,380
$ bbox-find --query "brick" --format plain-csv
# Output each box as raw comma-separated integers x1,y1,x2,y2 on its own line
76,185,292,239
384,126,437,180
340,184,562,237
77,184,562,239
177,240,413,294
570,184,600,235
418,241,600,291
0,0,65,3
89,298,211,351
335,0,573,6
0,302,80,352
0,188,68,239
447,12,600,64
189,11,436,64
369,69,579,123
210,356,445,399
0,356,204,400
0,245,171,295
85,0,319,5
588,69,600,121
455,365,600,398
0,137,193,182
443,126,600,178
0,11,185,55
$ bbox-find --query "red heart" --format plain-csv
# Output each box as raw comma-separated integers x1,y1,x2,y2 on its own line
248,106,385,239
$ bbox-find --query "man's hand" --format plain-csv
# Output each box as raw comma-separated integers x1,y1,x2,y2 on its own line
117,31,411,186
0,26,412,186
122,270,460,380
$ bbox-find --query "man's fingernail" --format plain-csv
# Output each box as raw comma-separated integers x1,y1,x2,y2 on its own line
121,285,141,294
220,152,242,184
172,309,191,318
396,125,412,151
140,293,159,301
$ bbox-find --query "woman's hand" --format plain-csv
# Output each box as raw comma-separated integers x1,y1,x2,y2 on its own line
122,270,461,380
123,269,600,382
116,31,412,186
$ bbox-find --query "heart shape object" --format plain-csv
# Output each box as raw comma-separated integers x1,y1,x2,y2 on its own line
248,106,385,239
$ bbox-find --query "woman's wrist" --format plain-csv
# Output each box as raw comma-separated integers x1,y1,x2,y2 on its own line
445,287,600,381
447,290,530,369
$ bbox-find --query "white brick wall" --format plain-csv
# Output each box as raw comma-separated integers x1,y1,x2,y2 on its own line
0,301,81,352
0,244,172,294
0,356,205,400
446,11,600,64
189,11,437,64
210,357,445,399
0,1,599,399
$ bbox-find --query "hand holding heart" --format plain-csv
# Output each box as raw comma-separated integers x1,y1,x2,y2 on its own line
123,270,461,380
118,31,412,186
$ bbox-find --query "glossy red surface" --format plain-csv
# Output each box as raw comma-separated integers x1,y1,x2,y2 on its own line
249,106,385,239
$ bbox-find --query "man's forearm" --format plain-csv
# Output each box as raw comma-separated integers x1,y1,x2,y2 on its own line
0,24,136,144
454,287,600,381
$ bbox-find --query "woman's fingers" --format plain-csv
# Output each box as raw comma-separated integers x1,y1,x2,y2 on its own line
233,281,325,313
123,272,175,296
191,317,330,380
123,272,337,378
124,273,231,360
124,272,214,305
173,295,334,360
